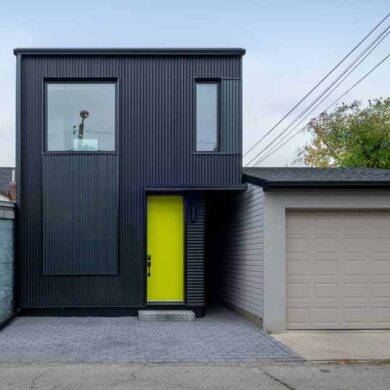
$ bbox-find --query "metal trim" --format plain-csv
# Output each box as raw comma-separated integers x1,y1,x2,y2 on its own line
14,48,246,56
243,174,390,190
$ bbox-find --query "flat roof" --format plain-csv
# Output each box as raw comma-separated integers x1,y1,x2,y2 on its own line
243,167,390,190
14,48,246,56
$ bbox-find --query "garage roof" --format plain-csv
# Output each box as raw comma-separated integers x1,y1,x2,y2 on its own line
243,167,390,190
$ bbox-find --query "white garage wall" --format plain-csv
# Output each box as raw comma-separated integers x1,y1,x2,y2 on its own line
208,184,264,319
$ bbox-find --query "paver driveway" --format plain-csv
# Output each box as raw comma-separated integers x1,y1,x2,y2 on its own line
0,307,301,363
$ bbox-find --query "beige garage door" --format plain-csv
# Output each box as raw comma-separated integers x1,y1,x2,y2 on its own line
286,210,390,329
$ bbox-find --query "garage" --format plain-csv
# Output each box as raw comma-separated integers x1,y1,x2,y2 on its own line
210,167,390,333
286,210,390,329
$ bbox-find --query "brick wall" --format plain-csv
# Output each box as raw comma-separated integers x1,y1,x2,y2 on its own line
0,202,15,326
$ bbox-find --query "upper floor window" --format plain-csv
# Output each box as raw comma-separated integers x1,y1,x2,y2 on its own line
46,82,116,152
196,81,218,152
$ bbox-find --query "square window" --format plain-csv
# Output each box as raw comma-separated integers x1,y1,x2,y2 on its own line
46,82,116,152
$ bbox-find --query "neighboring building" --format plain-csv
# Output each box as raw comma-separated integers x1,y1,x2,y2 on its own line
0,168,15,202
209,167,390,332
0,201,15,326
14,48,245,316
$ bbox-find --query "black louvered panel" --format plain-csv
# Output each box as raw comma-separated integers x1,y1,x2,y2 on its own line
186,196,206,306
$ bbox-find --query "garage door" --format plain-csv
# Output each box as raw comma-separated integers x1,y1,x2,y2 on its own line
286,210,390,329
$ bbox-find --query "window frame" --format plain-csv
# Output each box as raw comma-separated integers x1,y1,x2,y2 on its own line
43,78,119,155
193,78,221,154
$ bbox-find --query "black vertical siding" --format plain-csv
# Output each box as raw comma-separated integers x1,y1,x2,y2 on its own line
18,54,242,308
185,196,206,306
221,78,242,153
42,154,118,275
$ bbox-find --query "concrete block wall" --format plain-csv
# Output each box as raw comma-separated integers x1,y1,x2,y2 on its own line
0,202,15,326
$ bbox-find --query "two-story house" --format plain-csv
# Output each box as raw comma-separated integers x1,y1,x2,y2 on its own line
15,48,245,316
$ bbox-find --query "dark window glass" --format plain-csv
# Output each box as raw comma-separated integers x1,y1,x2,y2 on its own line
47,83,115,151
196,83,218,151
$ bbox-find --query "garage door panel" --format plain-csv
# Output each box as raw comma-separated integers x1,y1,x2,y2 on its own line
370,298,390,307
286,283,311,298
288,298,340,308
341,237,367,252
315,283,339,298
371,261,390,275
313,237,339,252
286,237,310,253
314,308,339,325
342,308,367,323
286,210,390,330
370,308,390,324
372,238,390,252
314,261,339,275
342,261,367,275
372,284,390,297
342,283,367,298
287,261,310,275
287,308,310,324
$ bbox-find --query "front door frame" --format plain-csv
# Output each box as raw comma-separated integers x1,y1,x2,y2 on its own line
144,191,187,306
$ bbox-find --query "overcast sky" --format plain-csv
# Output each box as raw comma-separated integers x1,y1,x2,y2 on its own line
0,0,389,167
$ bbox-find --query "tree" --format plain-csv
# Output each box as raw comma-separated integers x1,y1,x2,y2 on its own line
296,98,390,168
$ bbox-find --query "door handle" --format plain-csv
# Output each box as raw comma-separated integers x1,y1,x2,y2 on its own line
147,255,152,277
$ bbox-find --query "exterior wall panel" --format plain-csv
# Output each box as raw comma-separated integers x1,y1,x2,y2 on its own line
18,53,242,308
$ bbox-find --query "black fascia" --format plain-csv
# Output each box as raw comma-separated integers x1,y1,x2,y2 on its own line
145,184,248,192
243,174,390,190
14,48,246,56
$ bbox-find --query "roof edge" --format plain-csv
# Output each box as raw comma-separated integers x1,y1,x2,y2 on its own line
243,174,390,190
14,48,246,56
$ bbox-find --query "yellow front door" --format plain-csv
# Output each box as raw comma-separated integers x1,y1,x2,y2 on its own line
147,195,184,303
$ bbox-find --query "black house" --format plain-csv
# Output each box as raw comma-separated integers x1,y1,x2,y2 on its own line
15,48,245,316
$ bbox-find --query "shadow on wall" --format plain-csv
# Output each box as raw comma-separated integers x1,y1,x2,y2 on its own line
205,194,232,306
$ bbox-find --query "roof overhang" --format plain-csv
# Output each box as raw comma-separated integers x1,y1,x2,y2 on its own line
14,48,246,56
145,184,248,193
243,174,390,191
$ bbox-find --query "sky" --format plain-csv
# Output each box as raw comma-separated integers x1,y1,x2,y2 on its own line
0,0,389,167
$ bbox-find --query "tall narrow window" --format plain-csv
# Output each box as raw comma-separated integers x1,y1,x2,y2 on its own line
46,83,115,152
196,82,218,152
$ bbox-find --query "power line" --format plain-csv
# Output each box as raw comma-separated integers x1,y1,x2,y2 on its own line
250,28,390,165
243,12,390,159
255,54,390,165
246,23,390,166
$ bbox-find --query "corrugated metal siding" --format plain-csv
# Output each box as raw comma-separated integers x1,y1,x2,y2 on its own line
42,154,118,275
186,197,205,306
18,54,241,308
221,78,241,153
207,184,264,318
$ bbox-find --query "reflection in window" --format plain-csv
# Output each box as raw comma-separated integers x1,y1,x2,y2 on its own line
196,82,218,152
47,83,115,151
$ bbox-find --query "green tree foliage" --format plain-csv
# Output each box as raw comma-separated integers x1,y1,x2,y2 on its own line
296,98,390,168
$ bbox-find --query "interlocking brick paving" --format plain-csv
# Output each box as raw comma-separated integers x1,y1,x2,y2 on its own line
0,307,301,363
